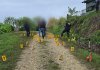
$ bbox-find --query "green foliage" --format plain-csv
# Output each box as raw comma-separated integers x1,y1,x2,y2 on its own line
2,17,38,31
68,7,78,16
0,24,12,34
0,33,21,70
48,17,66,35
68,12,100,43
52,25,62,35
47,10,100,70
4,17,16,27
90,30,100,44
74,49,100,70
18,17,37,31
0,32,31,70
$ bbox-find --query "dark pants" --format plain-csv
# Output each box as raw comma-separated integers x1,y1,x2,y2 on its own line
61,29,70,37
39,28,46,39
96,2,99,12
26,30,30,37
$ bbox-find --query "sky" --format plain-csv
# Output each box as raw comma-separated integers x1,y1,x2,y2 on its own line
0,0,85,22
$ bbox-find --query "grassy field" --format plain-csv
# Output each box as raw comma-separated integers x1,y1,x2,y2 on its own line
65,41,100,70
74,48,100,70
0,32,33,70
58,34,100,70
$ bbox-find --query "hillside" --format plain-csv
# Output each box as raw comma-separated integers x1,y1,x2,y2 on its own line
72,12,100,53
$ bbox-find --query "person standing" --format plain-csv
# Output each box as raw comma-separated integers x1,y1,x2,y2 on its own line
61,22,71,37
24,21,30,37
38,19,46,39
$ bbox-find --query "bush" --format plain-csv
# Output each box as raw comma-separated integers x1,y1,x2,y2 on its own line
90,30,100,44
0,24,12,34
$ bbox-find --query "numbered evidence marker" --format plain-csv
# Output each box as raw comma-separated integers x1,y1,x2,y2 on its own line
20,44,24,49
71,37,76,42
55,38,58,42
56,42,60,46
37,37,41,43
71,47,75,52
54,38,56,41
2,55,7,61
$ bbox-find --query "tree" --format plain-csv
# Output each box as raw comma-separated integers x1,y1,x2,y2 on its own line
58,17,66,26
18,17,37,31
4,17,16,27
68,7,78,16
4,17,20,31
33,17,43,24
48,17,58,28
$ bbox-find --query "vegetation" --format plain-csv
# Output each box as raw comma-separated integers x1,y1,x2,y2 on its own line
0,15,42,70
0,6,100,70
74,49,100,70
0,23,12,34
0,33,21,70
47,10,100,69
0,32,34,70
0,17,38,33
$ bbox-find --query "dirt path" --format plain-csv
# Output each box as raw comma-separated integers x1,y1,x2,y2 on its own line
15,34,88,70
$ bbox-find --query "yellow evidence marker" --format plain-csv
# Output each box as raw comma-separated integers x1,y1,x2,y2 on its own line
55,38,58,42
71,47,75,52
20,44,24,49
54,38,56,41
2,55,7,61
56,42,60,46
37,37,41,43
71,37,76,42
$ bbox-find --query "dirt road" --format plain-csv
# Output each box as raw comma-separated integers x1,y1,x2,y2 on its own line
15,34,88,70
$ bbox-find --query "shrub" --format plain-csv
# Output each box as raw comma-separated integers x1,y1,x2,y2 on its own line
0,24,12,34
90,30,100,44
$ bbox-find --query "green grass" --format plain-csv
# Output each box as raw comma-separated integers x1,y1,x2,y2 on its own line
60,36,100,70
0,32,32,70
73,48,100,70
48,11,100,70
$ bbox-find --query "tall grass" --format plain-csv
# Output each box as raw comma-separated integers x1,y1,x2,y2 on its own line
0,32,31,70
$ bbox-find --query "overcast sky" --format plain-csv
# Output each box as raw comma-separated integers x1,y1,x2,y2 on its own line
0,0,85,22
